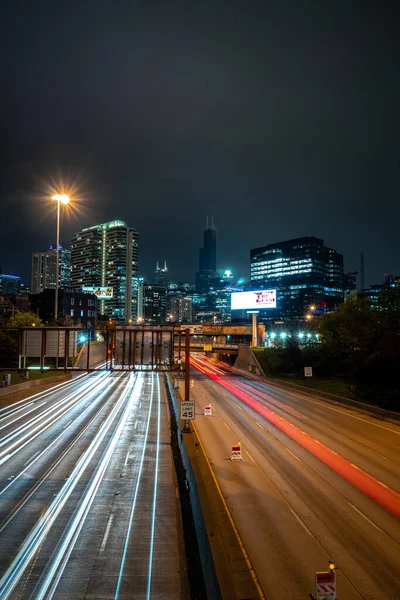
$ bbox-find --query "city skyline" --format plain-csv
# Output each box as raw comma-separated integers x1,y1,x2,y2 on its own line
0,209,396,290
1,2,399,287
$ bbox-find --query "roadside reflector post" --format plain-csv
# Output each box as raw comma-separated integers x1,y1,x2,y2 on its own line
231,442,242,461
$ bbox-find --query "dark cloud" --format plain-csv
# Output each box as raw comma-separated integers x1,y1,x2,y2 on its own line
0,0,399,285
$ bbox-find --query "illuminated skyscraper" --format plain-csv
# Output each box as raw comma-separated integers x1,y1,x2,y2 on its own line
250,236,343,320
70,220,139,323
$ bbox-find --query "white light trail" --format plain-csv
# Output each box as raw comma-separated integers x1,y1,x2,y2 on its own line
0,374,138,599
115,373,155,600
146,374,161,599
32,373,142,600
0,373,109,464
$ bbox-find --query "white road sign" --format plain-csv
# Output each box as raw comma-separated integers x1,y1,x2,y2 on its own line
304,366,313,377
181,401,195,420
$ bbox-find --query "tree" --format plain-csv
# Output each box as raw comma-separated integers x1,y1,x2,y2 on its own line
7,312,44,328
317,297,381,374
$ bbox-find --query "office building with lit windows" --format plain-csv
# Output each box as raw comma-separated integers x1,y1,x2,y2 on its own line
170,296,193,323
31,246,71,295
0,272,20,295
250,236,344,321
138,284,167,325
70,220,139,323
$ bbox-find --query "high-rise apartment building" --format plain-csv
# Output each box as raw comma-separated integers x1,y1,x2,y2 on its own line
70,220,139,323
195,216,217,292
250,236,343,321
31,246,71,295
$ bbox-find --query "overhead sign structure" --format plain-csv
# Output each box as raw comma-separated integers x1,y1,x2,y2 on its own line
231,443,242,461
315,571,336,599
231,290,277,310
82,286,113,300
304,366,313,377
21,330,78,358
181,401,195,420
204,404,212,416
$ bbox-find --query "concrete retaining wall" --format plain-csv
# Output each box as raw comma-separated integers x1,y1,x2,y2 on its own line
165,375,222,600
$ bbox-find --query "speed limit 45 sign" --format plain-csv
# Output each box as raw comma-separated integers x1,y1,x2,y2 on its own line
181,401,195,420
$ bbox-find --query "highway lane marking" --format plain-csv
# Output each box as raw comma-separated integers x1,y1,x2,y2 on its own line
0,402,34,422
62,420,73,430
100,514,114,552
289,508,313,538
23,450,40,466
224,422,232,432
285,448,301,462
348,503,384,533
0,373,90,417
255,421,264,430
0,375,129,538
236,405,244,412
134,420,138,429
192,420,265,599
272,386,400,436
124,452,130,467
246,450,256,464
116,374,154,599
0,405,40,432
192,361,400,520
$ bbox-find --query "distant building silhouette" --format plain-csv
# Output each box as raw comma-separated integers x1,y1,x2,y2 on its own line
195,215,218,292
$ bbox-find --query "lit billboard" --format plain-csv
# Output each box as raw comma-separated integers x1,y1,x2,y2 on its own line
82,286,113,300
231,290,276,310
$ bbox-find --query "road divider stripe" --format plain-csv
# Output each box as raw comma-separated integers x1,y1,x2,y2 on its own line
192,420,265,599
191,357,400,520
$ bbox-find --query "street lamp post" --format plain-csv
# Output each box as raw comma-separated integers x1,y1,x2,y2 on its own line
52,194,70,321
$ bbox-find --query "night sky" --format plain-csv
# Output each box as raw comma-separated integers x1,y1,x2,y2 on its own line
1,1,399,286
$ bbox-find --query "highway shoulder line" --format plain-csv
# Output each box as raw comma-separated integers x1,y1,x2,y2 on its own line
191,420,265,600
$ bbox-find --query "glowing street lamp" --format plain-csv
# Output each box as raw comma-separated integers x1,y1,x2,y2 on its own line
52,193,70,321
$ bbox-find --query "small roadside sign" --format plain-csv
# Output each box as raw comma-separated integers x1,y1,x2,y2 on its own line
231,443,242,461
181,401,195,420
315,571,336,599
304,366,313,377
204,404,212,416
203,344,213,351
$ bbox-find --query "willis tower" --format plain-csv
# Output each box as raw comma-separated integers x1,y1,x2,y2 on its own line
196,215,217,292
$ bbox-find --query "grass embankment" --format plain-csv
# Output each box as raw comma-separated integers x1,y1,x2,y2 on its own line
0,370,62,386
265,374,360,401
253,349,359,401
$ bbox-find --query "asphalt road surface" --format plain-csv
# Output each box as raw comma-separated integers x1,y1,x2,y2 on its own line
0,371,186,599
186,354,400,600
